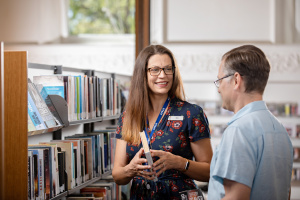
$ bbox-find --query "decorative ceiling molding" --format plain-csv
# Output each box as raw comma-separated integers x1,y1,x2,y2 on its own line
173,50,300,82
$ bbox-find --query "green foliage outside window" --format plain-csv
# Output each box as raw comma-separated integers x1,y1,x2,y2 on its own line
69,0,135,35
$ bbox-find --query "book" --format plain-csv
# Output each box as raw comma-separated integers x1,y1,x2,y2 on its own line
42,141,75,190
139,131,157,182
66,135,96,178
28,113,37,132
179,188,205,200
35,84,64,128
33,75,65,99
28,148,44,200
28,79,58,131
58,149,67,193
66,138,85,184
28,91,47,131
80,187,110,200
28,151,34,200
28,146,51,199
64,136,93,180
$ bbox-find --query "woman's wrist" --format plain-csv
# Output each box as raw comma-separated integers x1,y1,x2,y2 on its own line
181,157,190,172
124,164,134,178
178,156,189,172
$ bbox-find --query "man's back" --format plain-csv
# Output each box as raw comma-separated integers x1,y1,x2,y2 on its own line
209,101,293,200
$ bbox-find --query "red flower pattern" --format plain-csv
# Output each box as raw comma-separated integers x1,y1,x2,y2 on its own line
116,98,210,199
176,102,184,107
172,121,183,129
156,130,164,136
116,126,120,134
178,132,186,141
192,118,201,126
199,124,205,133
181,140,187,148
166,120,171,126
163,145,173,152
171,183,179,192
187,110,191,118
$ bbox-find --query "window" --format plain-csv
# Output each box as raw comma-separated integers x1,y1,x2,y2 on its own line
67,0,135,43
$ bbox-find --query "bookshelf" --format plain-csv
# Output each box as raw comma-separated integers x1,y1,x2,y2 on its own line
0,43,130,199
0,46,28,199
27,63,130,200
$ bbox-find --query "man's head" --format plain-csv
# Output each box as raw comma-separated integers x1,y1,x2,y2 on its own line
216,45,270,112
221,44,270,94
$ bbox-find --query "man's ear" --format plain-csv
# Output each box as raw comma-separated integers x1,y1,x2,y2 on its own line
233,72,243,91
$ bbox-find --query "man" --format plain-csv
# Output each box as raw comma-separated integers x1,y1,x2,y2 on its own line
208,45,293,200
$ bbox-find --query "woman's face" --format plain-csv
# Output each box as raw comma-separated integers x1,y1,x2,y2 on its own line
147,54,173,97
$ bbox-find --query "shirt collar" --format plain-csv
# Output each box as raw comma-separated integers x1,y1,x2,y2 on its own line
228,101,268,125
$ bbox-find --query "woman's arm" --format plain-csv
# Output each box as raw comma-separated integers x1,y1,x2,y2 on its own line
151,138,213,182
112,139,155,185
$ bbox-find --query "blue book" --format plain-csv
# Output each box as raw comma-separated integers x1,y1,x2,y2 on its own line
33,76,65,99
28,91,47,130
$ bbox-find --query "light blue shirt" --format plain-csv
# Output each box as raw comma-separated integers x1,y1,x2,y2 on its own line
208,101,293,200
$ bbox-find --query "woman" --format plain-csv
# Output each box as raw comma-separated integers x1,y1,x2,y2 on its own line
112,45,212,199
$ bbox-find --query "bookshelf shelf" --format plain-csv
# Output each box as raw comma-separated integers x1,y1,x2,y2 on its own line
66,177,102,197
50,191,68,200
69,115,120,126
293,162,300,169
291,138,300,147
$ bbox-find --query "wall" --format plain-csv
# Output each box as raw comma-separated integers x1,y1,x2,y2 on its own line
150,0,300,104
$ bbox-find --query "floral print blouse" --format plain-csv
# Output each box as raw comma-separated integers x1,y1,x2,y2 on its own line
116,96,210,200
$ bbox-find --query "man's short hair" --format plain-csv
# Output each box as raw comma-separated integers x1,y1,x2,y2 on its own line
222,45,270,94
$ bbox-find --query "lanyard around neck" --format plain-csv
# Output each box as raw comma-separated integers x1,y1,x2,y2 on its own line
144,97,170,145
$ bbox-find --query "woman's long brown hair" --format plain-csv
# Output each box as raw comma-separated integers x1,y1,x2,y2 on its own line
122,45,185,144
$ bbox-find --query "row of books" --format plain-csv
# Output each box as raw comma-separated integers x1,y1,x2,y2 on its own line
285,124,300,138
294,148,300,161
66,180,121,200
27,131,117,200
30,74,126,123
292,169,300,181
192,100,300,117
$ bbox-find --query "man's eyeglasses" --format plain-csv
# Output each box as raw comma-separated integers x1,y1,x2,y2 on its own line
214,74,234,88
147,66,175,76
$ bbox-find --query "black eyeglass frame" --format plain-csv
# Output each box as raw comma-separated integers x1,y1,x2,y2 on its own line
147,66,176,76
214,74,234,88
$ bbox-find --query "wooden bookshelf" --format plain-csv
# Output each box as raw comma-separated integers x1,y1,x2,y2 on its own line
0,48,129,199
0,47,28,199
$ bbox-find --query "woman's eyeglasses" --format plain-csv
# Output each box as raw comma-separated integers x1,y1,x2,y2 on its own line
147,66,175,76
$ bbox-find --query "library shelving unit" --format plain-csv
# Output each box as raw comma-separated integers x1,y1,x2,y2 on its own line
0,43,130,199
0,44,28,199
28,63,129,200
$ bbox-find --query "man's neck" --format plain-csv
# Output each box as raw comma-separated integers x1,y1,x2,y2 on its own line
233,93,263,114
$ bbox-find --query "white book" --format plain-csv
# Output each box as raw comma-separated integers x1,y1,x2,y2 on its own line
139,132,158,182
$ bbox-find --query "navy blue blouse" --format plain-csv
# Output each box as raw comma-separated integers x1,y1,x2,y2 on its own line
116,96,210,199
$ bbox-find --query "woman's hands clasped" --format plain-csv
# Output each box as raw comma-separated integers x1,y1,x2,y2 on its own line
150,149,184,177
127,148,156,180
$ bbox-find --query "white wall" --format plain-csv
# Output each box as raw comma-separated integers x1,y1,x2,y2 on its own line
150,0,300,104
0,0,65,44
